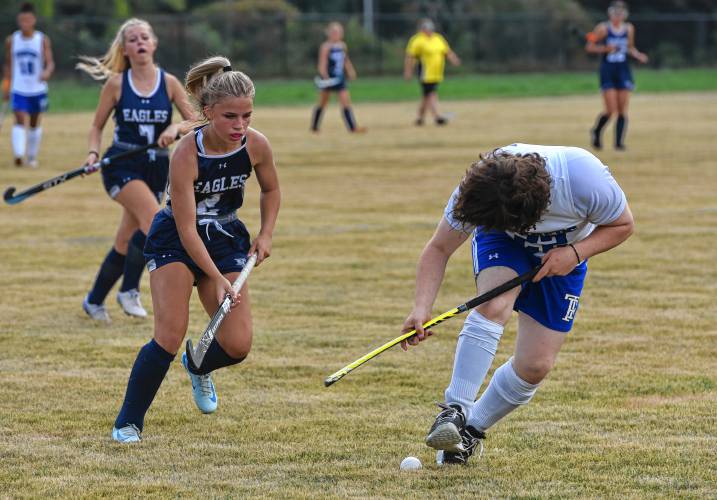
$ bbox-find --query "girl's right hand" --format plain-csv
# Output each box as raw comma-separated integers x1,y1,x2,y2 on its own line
84,151,99,167
399,308,433,351
215,275,240,310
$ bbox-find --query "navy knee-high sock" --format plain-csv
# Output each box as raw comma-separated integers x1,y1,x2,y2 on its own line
311,106,324,131
186,338,246,376
591,113,610,148
120,230,146,293
342,107,357,131
87,248,126,305
114,339,175,431
616,114,627,148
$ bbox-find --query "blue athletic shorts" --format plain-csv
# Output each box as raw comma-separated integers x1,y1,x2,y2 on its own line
145,209,251,283
472,230,587,333
326,78,346,92
100,144,169,203
11,92,48,114
599,61,634,91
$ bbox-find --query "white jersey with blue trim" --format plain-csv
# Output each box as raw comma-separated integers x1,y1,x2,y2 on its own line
10,30,47,96
444,144,627,256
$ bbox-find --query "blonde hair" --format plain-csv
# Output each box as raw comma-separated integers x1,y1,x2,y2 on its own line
76,18,157,80
185,56,255,120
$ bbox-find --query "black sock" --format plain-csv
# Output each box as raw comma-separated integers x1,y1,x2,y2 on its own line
120,230,146,293
342,107,356,131
186,337,246,375
87,248,125,305
114,339,174,431
616,114,627,148
591,113,610,148
311,106,324,131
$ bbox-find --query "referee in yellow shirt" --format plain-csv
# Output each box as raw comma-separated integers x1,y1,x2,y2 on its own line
404,19,460,126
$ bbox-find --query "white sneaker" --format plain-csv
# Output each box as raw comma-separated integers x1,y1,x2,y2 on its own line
117,289,148,318
83,295,111,323
27,158,38,168
112,424,141,443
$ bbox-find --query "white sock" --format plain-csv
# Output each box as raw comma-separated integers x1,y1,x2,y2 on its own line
444,310,504,414
26,127,42,160
12,125,26,159
467,357,540,432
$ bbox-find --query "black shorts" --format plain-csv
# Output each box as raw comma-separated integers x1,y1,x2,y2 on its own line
101,144,169,203
145,209,251,283
421,82,439,96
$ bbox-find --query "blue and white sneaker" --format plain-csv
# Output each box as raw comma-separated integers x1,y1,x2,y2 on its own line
112,424,142,443
181,352,218,414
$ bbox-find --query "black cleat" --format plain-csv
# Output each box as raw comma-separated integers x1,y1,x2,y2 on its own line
436,425,485,465
435,116,448,126
425,402,466,453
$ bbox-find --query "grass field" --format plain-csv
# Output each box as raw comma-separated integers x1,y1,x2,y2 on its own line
49,67,717,111
1,91,716,497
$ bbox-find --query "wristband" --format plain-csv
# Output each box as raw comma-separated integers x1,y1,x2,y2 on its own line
88,150,99,158
568,243,581,264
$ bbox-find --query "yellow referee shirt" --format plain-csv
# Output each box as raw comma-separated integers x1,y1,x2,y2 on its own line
406,32,450,83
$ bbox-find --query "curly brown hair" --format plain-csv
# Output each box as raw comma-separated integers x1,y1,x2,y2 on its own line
452,150,551,234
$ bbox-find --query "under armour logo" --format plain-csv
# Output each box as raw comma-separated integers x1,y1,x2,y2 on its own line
488,253,499,260
218,162,228,169
562,294,580,321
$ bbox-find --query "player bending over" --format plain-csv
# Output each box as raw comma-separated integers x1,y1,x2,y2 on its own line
401,144,634,464
112,56,280,442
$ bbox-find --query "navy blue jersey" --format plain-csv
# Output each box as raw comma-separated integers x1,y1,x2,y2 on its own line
113,68,172,146
167,126,253,217
603,24,629,64
327,44,345,79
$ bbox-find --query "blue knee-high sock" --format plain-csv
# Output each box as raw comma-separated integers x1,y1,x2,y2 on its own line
342,107,357,131
114,339,175,431
87,248,126,305
186,337,246,376
311,106,324,131
616,114,627,148
120,230,146,293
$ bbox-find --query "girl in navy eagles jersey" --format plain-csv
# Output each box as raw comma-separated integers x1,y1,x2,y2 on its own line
76,18,195,322
586,1,648,150
111,56,281,442
310,22,365,133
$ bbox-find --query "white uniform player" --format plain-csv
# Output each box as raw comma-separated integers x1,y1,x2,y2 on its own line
3,3,54,167
401,144,634,465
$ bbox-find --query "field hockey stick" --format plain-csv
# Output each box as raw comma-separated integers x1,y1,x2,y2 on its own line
324,264,542,387
3,140,163,205
185,252,258,370
314,75,342,89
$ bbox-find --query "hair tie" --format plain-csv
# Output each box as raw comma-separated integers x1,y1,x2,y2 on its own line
223,65,232,72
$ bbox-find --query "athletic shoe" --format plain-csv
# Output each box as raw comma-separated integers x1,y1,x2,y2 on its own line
436,426,485,466
414,118,424,126
112,424,142,443
117,289,148,318
14,157,22,167
182,352,217,414
27,158,38,168
425,402,466,453
590,127,602,149
615,143,626,151
82,295,111,323
435,116,448,126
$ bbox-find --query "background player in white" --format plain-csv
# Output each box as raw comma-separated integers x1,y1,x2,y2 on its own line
400,144,634,465
3,2,54,167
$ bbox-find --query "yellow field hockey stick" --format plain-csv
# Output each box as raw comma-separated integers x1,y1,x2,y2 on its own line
324,265,542,387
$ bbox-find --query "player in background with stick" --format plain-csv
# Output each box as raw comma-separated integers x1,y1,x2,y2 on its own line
403,19,460,127
401,144,633,465
3,2,54,168
112,56,280,443
76,18,195,322
586,1,648,150
310,22,365,133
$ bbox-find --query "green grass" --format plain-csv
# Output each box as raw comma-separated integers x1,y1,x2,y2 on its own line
1,93,716,497
51,67,717,112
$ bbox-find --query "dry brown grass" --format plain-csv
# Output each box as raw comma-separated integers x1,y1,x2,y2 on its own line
0,92,715,498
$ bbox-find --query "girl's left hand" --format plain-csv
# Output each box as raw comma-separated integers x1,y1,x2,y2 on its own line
157,125,180,148
533,246,580,282
249,234,272,266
